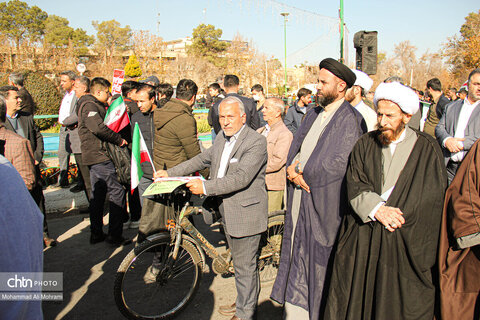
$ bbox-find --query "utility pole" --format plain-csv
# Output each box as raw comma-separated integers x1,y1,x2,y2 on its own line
265,60,269,97
339,0,344,62
281,12,289,97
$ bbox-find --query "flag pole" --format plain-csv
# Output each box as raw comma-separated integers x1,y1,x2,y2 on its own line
137,126,157,173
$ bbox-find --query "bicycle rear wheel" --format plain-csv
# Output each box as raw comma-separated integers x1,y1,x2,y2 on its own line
258,211,285,283
114,236,202,319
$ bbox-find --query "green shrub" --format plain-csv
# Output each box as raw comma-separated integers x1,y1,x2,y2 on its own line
196,119,211,133
24,71,62,130
0,71,62,130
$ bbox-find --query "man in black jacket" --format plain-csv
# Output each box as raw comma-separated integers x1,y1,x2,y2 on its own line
8,72,36,115
209,75,260,135
131,83,156,203
422,78,451,138
77,78,129,246
0,85,55,247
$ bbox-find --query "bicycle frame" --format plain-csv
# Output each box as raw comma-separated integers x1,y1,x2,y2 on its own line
172,202,229,269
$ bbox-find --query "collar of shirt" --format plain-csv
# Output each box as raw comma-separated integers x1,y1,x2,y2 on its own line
464,97,480,108
321,98,345,113
6,113,18,119
389,127,407,155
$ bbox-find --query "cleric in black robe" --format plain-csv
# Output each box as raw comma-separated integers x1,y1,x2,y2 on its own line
323,82,447,320
270,58,366,319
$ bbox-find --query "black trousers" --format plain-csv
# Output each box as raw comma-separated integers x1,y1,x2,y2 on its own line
30,178,49,236
74,153,91,201
89,161,126,238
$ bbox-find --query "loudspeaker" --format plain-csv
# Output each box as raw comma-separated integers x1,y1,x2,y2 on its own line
353,31,378,75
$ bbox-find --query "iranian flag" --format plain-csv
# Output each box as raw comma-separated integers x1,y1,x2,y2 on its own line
131,123,155,193
104,96,129,132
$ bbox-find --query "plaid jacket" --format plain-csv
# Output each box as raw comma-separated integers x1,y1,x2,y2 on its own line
0,126,36,190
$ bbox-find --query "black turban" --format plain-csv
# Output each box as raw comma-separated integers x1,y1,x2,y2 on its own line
319,58,356,88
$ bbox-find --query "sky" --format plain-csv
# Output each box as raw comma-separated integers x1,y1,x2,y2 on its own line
22,0,479,68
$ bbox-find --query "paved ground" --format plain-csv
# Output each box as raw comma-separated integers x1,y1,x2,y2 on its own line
41,189,283,320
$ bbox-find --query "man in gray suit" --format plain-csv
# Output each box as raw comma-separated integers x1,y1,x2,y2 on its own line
155,96,268,320
57,70,78,187
436,68,480,183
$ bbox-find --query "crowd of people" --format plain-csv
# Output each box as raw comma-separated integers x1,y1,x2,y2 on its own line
1,58,480,319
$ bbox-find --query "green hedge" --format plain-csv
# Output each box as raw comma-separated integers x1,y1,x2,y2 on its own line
24,71,62,130
0,71,62,130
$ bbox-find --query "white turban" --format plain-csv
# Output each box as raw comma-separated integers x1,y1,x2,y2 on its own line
351,69,373,92
373,82,419,115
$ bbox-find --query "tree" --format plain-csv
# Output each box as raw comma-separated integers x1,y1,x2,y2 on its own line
444,10,480,79
0,0,47,50
44,15,93,52
125,54,142,78
188,24,229,67
92,20,132,63
394,41,417,81
132,30,163,75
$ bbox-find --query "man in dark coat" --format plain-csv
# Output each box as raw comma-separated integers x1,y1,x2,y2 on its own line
283,87,313,135
77,78,129,246
423,77,451,138
130,83,156,202
64,75,91,199
323,82,447,320
209,74,260,135
8,72,36,115
0,85,55,247
270,58,365,319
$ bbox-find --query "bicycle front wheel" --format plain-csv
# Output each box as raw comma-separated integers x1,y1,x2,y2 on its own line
114,236,202,319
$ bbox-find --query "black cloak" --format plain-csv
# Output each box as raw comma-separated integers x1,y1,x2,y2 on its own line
323,130,447,320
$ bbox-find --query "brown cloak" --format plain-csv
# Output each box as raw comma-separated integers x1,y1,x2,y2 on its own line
439,139,480,320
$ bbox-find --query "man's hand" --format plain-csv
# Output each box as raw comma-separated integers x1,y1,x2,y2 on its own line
286,160,298,180
119,139,128,147
445,137,465,153
153,170,168,179
186,179,205,195
374,205,405,232
287,160,310,193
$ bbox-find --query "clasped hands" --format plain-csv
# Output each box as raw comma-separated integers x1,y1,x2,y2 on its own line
374,205,405,232
286,160,310,193
445,137,464,153
153,170,205,195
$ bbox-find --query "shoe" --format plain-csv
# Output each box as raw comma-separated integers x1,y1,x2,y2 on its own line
230,316,244,320
90,233,106,244
105,235,132,247
219,303,236,316
59,181,70,188
129,220,140,229
143,265,160,284
44,237,57,248
69,185,83,193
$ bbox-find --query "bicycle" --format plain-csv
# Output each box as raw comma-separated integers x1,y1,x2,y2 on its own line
114,185,285,320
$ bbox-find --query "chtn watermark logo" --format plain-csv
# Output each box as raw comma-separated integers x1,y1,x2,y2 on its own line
0,272,62,292
7,274,58,289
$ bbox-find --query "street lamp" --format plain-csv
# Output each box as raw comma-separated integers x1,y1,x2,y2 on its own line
281,12,289,97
